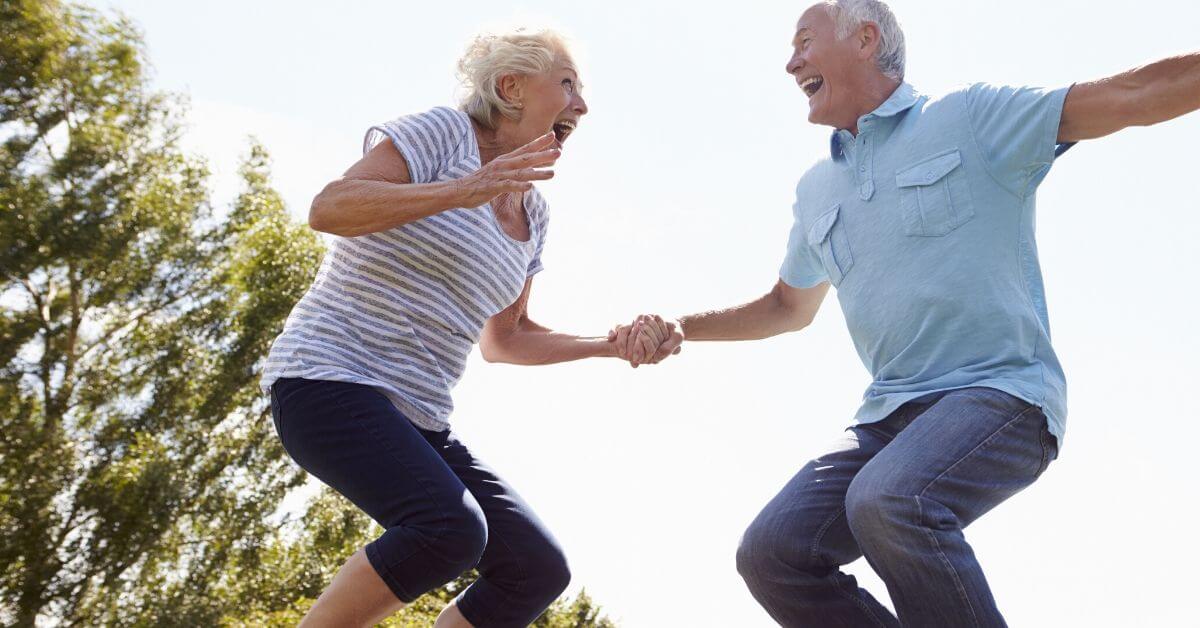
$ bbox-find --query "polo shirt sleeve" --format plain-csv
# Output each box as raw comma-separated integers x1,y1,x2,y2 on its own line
780,195,828,289
963,83,1073,196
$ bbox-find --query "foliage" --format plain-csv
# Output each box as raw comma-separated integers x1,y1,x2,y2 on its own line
0,1,616,626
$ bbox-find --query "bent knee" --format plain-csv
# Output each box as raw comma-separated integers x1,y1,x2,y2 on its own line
528,543,572,601
736,514,800,581
425,502,489,573
844,479,913,542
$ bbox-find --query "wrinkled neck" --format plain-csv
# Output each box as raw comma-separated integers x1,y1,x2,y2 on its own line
472,118,523,165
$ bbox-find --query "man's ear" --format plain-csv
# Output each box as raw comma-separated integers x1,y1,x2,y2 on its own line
857,22,881,61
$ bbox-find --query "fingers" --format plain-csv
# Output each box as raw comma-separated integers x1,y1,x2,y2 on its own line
497,148,561,170
650,328,684,364
505,132,556,156
609,324,632,361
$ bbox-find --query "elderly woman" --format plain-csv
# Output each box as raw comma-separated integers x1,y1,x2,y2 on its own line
260,30,674,628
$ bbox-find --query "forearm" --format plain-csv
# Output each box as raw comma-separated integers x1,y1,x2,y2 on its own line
679,293,802,342
1121,51,1200,127
482,320,617,366
308,178,467,237
1062,50,1200,142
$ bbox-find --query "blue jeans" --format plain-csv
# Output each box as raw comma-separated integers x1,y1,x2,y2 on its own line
270,378,570,628
736,387,1058,627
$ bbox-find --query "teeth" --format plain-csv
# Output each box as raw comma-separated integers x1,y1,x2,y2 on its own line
554,119,576,131
800,76,823,91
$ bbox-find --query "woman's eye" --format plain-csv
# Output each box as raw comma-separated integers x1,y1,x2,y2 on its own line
562,79,575,94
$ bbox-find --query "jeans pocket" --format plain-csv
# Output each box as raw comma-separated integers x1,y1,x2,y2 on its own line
807,203,854,286
896,148,975,237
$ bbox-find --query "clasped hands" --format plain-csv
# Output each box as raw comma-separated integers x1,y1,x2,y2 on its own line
607,314,684,368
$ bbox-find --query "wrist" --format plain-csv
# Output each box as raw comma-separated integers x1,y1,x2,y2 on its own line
442,178,478,208
673,316,689,342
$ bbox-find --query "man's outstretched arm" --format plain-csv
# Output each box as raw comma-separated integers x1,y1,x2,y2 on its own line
1059,50,1200,143
612,279,829,365
678,279,829,342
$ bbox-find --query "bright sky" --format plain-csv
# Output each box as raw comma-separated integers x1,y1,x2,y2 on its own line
89,1,1200,625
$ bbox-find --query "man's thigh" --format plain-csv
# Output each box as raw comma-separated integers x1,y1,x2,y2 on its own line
744,422,896,570
852,387,1058,528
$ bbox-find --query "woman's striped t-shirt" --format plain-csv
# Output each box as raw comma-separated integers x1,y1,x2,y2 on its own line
260,106,550,431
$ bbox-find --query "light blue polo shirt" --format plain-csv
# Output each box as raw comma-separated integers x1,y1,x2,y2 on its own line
781,82,1073,445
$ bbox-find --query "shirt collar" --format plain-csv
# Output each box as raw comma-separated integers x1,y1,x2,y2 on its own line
830,82,921,160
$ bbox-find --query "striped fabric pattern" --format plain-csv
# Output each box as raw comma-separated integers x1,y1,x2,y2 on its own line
260,107,550,430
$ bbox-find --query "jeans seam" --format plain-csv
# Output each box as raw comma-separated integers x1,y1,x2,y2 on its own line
810,507,888,628
916,496,980,627
913,404,1040,628
808,506,847,566
917,405,1041,499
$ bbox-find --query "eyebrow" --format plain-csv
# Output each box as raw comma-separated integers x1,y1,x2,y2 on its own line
792,27,813,45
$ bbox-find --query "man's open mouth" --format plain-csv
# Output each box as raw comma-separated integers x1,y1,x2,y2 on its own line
800,76,825,99
552,119,577,144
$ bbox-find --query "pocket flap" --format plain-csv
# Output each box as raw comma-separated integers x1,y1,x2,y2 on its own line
896,150,962,188
807,204,841,245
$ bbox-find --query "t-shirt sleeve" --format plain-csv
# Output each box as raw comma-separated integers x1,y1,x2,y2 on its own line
362,106,467,184
779,195,828,289
526,191,549,278
963,83,1073,195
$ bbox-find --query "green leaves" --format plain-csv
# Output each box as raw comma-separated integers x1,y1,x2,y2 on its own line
0,2,617,625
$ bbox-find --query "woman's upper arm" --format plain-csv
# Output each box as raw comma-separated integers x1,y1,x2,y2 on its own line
479,278,534,361
340,138,414,184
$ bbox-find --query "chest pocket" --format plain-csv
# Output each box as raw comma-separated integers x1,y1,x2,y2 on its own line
808,203,854,286
896,149,975,237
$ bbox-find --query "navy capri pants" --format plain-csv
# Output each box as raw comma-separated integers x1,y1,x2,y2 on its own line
270,377,570,627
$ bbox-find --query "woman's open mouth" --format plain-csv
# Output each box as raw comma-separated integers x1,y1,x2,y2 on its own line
552,119,577,144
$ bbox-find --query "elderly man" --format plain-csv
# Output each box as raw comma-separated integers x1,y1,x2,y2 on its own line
615,1,1200,625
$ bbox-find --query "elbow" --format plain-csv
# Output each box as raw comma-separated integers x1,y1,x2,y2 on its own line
478,337,512,364
308,195,331,233
307,181,344,234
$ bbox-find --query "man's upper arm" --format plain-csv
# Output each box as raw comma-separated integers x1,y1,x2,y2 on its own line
774,278,828,330
1058,79,1134,143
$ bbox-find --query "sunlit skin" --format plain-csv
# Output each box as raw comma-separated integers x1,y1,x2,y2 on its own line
474,56,588,240
784,3,900,135
297,55,595,628
476,56,589,159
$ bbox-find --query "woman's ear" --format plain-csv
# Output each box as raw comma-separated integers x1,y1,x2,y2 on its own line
497,74,526,109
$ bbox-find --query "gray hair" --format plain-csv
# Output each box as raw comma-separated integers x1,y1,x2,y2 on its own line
824,0,906,81
456,29,572,130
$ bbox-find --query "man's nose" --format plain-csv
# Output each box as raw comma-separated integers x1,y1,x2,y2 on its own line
786,53,804,76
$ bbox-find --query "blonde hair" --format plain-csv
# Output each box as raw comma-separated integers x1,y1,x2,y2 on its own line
457,29,572,129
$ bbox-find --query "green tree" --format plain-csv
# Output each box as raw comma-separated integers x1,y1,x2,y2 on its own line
0,1,322,622
1,1,617,626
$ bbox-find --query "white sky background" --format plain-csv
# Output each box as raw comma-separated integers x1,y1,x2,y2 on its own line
89,1,1200,625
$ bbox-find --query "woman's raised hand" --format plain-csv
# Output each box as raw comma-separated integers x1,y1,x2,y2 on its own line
456,132,560,208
